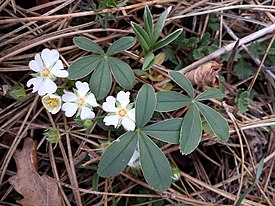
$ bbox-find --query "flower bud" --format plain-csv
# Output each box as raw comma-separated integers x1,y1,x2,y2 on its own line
8,84,26,102
42,94,61,114
171,166,181,181
44,127,61,148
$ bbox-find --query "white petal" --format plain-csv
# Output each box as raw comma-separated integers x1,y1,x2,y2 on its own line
117,91,130,108
102,96,118,112
103,115,120,128
62,102,78,117
27,77,43,93
128,149,140,168
62,90,77,102
121,116,136,131
86,93,99,107
34,53,44,68
51,60,68,78
41,49,59,68
75,81,89,97
29,60,42,72
127,108,135,123
80,106,95,120
38,78,57,96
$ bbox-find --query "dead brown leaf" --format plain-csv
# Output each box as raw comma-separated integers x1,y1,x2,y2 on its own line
9,137,62,206
185,61,222,87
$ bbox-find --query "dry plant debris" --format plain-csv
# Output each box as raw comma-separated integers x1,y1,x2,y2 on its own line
0,0,275,205
8,137,62,206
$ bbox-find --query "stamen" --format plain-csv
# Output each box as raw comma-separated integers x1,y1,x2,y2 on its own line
78,98,84,105
45,98,59,108
43,68,50,76
118,109,127,117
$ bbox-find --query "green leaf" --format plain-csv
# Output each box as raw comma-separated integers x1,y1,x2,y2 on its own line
195,88,224,101
92,173,99,191
195,102,229,141
89,59,112,100
234,59,253,80
142,52,155,70
234,90,252,113
109,57,135,89
73,36,105,54
152,29,182,51
156,91,190,112
152,6,172,45
68,56,103,80
180,104,202,154
143,118,183,144
98,131,138,177
144,6,154,36
131,22,150,52
107,37,135,55
139,131,172,192
135,84,156,128
235,159,264,206
169,71,194,99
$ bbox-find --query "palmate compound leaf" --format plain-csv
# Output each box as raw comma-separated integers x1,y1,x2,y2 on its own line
169,71,195,99
135,84,156,128
9,138,62,206
139,131,172,192
73,36,105,55
195,87,224,101
143,118,183,144
68,56,103,80
98,131,138,177
108,57,135,89
107,37,135,55
89,58,112,100
195,102,229,141
180,103,202,154
156,91,191,112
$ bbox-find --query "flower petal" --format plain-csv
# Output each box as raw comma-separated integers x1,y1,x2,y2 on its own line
86,93,99,107
38,78,57,96
127,108,135,123
62,102,78,117
34,53,44,68
102,96,117,112
80,106,95,120
117,91,130,108
128,149,140,168
29,60,42,72
62,90,77,102
121,116,136,131
103,115,120,128
75,81,89,97
27,77,43,93
41,48,59,68
51,60,68,78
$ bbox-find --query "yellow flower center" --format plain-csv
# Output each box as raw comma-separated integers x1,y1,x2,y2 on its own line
78,98,85,105
43,68,50,77
45,98,59,108
118,109,127,117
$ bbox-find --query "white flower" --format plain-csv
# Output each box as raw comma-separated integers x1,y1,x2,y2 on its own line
128,148,140,168
102,91,135,131
42,94,62,114
27,48,69,96
61,81,98,120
